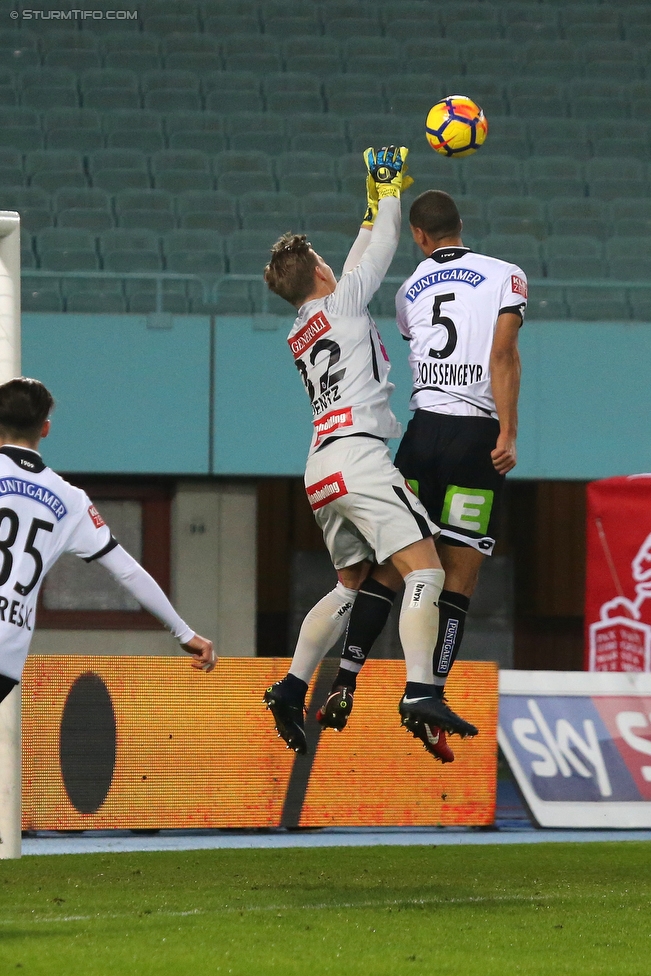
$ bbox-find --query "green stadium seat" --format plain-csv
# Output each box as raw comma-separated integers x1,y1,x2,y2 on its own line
162,32,220,54
81,68,138,95
291,113,345,138
0,30,39,69
45,50,101,71
306,231,350,274
115,188,175,232
566,288,630,322
285,54,340,75
587,158,647,200
39,29,97,52
101,229,163,272
27,149,86,191
54,187,113,231
0,111,44,150
101,31,160,55
482,233,544,276
164,52,222,72
548,198,608,239
152,149,213,192
489,197,546,238
166,109,226,151
457,197,486,219
163,229,226,275
204,15,261,36
264,73,323,114
526,157,583,182
482,118,530,157
145,16,200,35
325,75,382,115
22,285,63,312
226,113,285,154
441,3,500,24
525,40,574,61
520,59,580,82
445,23,503,42
223,34,282,57
203,71,263,113
89,148,150,192
82,87,141,112
275,151,335,196
177,190,238,232
37,228,99,271
105,52,162,72
43,108,103,151
565,24,614,44
0,148,24,186
291,133,348,154
610,198,651,225
525,288,568,321
628,291,651,322
187,277,253,314
0,186,51,232
501,4,559,24
102,110,164,152
591,138,649,161
66,289,128,313
226,230,274,274
214,151,274,196
606,237,649,281
21,67,79,109
585,61,641,82
225,53,283,73
142,70,201,112
263,16,322,38
529,118,590,159
126,283,190,314
239,191,301,231
302,192,359,235
346,114,406,155
543,235,607,279
562,5,620,27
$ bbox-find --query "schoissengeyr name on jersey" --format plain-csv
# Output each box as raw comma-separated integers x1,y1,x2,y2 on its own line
416,361,484,388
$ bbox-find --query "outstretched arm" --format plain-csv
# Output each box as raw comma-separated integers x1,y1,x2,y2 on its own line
96,544,217,672
489,312,521,475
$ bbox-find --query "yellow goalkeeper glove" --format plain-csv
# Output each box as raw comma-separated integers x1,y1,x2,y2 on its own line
364,145,413,200
362,173,378,228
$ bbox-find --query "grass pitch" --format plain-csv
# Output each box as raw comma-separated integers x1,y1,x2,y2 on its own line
1,841,650,975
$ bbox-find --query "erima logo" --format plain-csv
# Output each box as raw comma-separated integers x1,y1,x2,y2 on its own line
0,478,67,520
406,268,486,302
410,583,426,608
348,645,365,661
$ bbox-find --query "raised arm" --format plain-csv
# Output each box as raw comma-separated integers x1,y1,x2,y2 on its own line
489,311,522,475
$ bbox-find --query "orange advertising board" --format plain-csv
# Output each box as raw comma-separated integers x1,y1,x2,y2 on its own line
22,657,498,830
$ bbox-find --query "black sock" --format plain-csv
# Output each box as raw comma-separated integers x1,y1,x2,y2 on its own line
433,589,470,683
334,577,397,691
281,672,308,705
405,681,436,698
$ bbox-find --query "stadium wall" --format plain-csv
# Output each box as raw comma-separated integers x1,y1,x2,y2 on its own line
23,313,651,480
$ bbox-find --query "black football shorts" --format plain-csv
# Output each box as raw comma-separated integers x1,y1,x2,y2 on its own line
394,409,504,555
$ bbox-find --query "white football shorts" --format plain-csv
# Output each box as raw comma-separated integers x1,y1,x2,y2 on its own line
304,435,439,570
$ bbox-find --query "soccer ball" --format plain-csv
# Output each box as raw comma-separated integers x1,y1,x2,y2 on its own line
425,95,488,158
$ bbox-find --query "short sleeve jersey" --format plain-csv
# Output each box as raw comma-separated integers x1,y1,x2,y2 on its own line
395,246,527,419
287,209,403,457
0,446,115,680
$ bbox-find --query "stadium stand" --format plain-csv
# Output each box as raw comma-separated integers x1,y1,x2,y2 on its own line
0,0,648,317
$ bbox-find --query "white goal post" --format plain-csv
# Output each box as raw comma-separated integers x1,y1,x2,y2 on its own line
0,210,22,859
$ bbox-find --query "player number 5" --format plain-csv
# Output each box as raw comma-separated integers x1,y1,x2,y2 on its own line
428,292,458,360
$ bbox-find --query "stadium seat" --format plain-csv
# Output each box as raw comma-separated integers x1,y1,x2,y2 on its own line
489,197,547,239
65,288,129,314
548,198,609,240
239,191,301,231
80,69,139,109
325,75,383,115
21,67,79,109
43,108,103,152
275,151,336,196
102,31,161,71
27,150,87,192
610,198,651,235
508,80,565,118
226,230,276,274
543,235,608,279
525,287,568,321
0,185,51,232
165,108,226,152
0,148,23,187
606,237,649,281
141,70,201,112
263,73,323,114
566,288,631,322
529,118,591,160
162,32,220,54
163,229,226,276
214,151,275,196
103,112,165,154
628,291,651,322
177,190,238,232
346,114,406,155
302,192,359,235
479,118,530,157
0,31,39,69
101,229,163,272
145,16,201,36
114,188,175,232
482,234,544,277
54,187,113,231
204,15,262,37
88,149,150,192
36,228,99,271
520,59,579,82
151,150,213,193
203,71,263,113
187,277,254,314
445,23,503,42
45,49,101,72
587,158,648,200
223,34,282,57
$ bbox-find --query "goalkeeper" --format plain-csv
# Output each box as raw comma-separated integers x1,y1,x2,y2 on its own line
262,147,478,755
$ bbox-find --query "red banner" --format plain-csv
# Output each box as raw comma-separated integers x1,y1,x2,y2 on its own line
586,475,651,671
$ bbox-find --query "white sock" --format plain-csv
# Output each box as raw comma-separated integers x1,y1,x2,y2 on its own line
289,583,358,683
399,569,445,685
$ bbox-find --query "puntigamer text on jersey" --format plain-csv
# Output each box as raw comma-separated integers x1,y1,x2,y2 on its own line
0,479,67,520
405,268,487,303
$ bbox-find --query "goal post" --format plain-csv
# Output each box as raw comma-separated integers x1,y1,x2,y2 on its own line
0,210,22,859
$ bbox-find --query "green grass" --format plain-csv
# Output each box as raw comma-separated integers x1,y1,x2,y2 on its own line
1,842,650,975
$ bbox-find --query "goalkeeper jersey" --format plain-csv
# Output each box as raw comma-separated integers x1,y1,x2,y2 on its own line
395,246,527,419
288,197,403,457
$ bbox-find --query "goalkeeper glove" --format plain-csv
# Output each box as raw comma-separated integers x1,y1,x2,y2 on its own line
362,173,378,229
364,146,413,200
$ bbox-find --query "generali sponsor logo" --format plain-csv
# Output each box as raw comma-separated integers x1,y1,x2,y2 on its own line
288,310,331,360
511,274,528,299
88,504,106,528
306,471,348,511
313,406,353,445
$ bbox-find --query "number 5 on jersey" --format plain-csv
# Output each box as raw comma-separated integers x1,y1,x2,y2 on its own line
429,293,458,361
